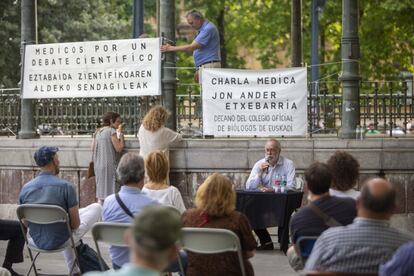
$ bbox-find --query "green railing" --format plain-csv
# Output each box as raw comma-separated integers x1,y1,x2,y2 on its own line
1,80,413,137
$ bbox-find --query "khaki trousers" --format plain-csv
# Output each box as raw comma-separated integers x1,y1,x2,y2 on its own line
195,61,221,83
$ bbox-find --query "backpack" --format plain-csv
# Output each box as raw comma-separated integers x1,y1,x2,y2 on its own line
76,240,110,273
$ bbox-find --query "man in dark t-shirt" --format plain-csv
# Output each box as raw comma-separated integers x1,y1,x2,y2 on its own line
287,162,357,270
290,197,356,243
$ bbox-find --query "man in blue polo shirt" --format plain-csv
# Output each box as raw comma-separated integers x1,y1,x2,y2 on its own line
161,10,221,81
19,146,101,274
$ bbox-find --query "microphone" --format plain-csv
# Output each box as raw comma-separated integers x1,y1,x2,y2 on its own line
264,155,271,174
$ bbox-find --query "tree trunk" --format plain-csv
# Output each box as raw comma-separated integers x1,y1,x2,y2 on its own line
217,2,227,67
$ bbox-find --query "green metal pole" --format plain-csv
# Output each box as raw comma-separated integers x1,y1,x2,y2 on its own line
18,0,38,139
133,0,144,38
160,0,177,130
339,0,360,139
291,0,302,67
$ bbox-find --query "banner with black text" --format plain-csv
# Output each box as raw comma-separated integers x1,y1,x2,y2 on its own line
201,67,307,137
22,38,161,98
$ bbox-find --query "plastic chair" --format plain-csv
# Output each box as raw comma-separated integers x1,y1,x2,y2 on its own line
178,227,246,276
91,222,130,271
16,204,80,276
300,271,378,276
295,177,305,191
0,267,11,276
295,236,318,262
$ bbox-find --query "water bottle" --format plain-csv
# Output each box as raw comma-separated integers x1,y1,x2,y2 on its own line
281,175,287,193
273,174,281,192
356,125,361,140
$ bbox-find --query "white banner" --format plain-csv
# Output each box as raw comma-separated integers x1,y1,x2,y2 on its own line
22,38,161,98
201,67,307,137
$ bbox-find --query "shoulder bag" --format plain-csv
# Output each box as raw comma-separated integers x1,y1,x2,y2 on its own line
308,202,342,227
76,239,109,273
115,193,134,218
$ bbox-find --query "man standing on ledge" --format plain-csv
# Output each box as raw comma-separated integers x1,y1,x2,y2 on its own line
160,10,221,82
246,139,296,250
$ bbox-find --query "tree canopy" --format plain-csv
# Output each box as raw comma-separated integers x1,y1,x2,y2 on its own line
0,0,413,88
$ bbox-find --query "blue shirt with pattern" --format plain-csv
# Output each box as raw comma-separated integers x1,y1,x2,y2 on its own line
305,217,414,274
193,20,220,67
19,171,78,250
103,186,158,267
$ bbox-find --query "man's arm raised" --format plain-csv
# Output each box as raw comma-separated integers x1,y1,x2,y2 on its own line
160,40,202,53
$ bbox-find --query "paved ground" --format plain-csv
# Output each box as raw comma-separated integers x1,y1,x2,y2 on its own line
0,228,297,276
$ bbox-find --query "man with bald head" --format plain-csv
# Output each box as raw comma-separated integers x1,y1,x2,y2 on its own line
246,139,296,250
305,178,413,274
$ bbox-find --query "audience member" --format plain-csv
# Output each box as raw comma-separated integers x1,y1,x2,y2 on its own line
366,123,381,135
102,153,158,269
287,162,357,271
93,112,125,203
183,173,256,276
327,151,361,199
379,241,414,276
246,139,296,250
305,178,414,274
0,220,25,276
86,205,182,276
138,105,182,159
142,151,186,214
19,146,101,274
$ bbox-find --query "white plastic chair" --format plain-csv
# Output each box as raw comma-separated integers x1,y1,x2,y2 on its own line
178,227,246,276
295,177,305,191
0,267,11,276
91,222,130,271
16,204,80,276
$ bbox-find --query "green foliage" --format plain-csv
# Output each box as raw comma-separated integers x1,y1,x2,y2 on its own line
176,49,200,95
0,0,158,88
186,0,414,80
183,0,303,69
0,0,21,87
37,0,131,43
1,0,413,88
359,0,414,80
317,0,342,82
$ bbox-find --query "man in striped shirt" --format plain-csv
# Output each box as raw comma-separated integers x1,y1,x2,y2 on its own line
305,178,413,274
